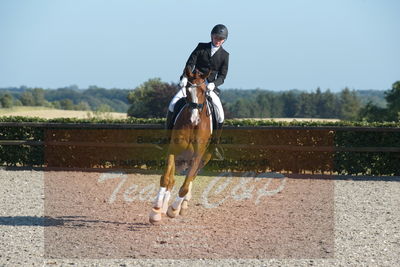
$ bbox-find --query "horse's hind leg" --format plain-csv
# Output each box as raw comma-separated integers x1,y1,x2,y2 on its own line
179,150,211,216
167,154,203,218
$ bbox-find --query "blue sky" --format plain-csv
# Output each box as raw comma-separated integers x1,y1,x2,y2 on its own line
0,0,399,91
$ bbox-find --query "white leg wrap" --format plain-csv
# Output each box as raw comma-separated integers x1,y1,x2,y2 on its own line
154,187,166,208
172,196,185,210
184,182,193,201
161,191,171,214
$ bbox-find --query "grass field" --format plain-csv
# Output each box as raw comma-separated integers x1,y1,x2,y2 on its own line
239,117,340,122
0,106,340,121
0,106,127,119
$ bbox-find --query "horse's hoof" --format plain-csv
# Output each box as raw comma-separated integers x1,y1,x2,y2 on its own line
167,206,180,218
179,200,189,216
161,204,168,214
149,208,162,224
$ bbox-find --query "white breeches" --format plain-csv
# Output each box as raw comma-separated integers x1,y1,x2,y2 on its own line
168,87,224,123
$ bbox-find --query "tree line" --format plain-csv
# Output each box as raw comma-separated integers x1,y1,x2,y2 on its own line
222,87,361,120
1,80,398,121
0,85,130,112
126,78,395,121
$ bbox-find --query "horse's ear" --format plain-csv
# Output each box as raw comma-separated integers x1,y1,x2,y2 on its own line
185,66,193,78
201,69,212,80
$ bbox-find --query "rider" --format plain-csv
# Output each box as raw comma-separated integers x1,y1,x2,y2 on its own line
166,24,229,159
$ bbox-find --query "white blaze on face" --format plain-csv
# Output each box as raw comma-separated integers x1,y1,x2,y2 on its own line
189,85,200,125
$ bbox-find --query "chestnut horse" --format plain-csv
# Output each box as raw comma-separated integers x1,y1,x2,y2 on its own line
149,67,213,223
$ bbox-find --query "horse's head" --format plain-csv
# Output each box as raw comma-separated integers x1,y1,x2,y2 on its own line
184,67,211,125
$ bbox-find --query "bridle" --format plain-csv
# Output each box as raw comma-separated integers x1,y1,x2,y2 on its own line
185,80,207,112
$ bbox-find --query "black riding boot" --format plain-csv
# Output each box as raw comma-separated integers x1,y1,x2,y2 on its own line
211,122,224,160
165,110,174,143
165,110,174,130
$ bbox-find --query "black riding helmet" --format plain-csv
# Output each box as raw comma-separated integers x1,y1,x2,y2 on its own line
211,24,228,40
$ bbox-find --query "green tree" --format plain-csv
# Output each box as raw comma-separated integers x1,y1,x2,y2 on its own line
295,92,316,118
318,89,339,118
43,100,53,108
0,93,14,108
256,93,271,117
59,99,74,110
13,99,23,107
32,88,45,106
268,94,284,117
88,104,114,119
20,91,35,106
384,81,400,121
127,78,178,118
51,101,62,109
339,88,361,120
358,101,388,122
230,98,253,118
75,101,91,111
281,91,298,117
96,103,113,113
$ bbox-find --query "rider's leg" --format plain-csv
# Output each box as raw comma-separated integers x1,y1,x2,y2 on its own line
168,88,186,113
166,88,186,129
164,88,186,146
209,90,224,123
209,90,225,160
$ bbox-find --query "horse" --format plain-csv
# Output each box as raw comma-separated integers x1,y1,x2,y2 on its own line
149,67,213,224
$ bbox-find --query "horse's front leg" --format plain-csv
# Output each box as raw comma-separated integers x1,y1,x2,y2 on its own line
161,156,175,214
179,181,192,216
149,153,175,224
167,151,204,218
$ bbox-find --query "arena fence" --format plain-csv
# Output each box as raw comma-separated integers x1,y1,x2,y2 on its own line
0,122,399,175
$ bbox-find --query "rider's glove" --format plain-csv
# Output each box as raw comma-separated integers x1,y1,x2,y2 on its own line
179,77,188,88
207,82,215,91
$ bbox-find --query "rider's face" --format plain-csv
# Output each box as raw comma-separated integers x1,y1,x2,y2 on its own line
212,35,225,47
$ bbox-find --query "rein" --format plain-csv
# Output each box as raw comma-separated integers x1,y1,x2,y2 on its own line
187,80,206,87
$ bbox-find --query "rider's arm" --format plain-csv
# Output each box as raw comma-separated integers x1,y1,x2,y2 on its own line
213,52,229,87
180,43,201,79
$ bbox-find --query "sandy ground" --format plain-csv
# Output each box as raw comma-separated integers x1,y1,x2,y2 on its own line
0,169,399,266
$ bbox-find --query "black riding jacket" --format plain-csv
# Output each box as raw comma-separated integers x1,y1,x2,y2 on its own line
181,42,229,88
